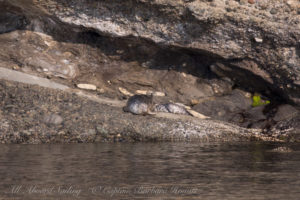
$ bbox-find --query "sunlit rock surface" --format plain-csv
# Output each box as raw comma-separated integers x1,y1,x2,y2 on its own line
0,0,299,143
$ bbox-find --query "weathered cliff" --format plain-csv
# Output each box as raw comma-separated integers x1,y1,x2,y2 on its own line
36,0,300,104
0,0,299,143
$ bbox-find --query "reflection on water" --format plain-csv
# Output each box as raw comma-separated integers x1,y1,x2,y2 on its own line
0,142,299,200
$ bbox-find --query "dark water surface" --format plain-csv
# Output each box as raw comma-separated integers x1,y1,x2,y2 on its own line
0,142,300,200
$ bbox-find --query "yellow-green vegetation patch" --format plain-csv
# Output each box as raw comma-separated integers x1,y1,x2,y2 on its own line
252,94,270,107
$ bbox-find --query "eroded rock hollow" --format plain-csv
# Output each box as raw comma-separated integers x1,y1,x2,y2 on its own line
0,0,299,143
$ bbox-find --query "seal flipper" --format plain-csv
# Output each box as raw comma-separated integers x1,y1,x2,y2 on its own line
147,110,156,115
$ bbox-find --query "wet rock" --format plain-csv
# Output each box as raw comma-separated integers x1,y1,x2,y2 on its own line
43,114,63,125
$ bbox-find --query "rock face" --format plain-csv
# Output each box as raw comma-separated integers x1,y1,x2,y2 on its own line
36,0,300,104
0,79,260,143
1,0,299,103
0,0,299,142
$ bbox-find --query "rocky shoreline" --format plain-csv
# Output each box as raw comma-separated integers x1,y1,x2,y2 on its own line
1,76,299,144
0,0,299,143
0,78,261,144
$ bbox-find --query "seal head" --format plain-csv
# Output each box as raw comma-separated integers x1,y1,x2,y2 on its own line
123,95,154,115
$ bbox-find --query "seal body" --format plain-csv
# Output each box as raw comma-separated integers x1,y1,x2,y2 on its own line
123,95,154,115
153,103,190,115
153,104,169,113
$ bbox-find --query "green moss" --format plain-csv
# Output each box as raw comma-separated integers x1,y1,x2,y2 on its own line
252,94,270,107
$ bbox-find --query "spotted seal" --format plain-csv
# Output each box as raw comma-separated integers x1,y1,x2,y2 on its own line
123,95,155,115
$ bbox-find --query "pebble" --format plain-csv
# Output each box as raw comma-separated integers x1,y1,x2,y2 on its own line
77,83,97,90
135,90,151,95
287,0,296,6
119,87,133,96
63,52,73,57
116,50,124,54
270,8,277,15
22,130,32,136
254,37,263,43
153,91,166,97
190,99,200,106
61,59,70,64
135,90,166,97
12,65,20,70
294,80,300,86
97,88,105,94
43,114,63,125
269,147,293,153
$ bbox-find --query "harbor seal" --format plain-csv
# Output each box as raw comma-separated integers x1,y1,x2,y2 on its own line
123,95,155,115
153,103,191,115
123,95,192,116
